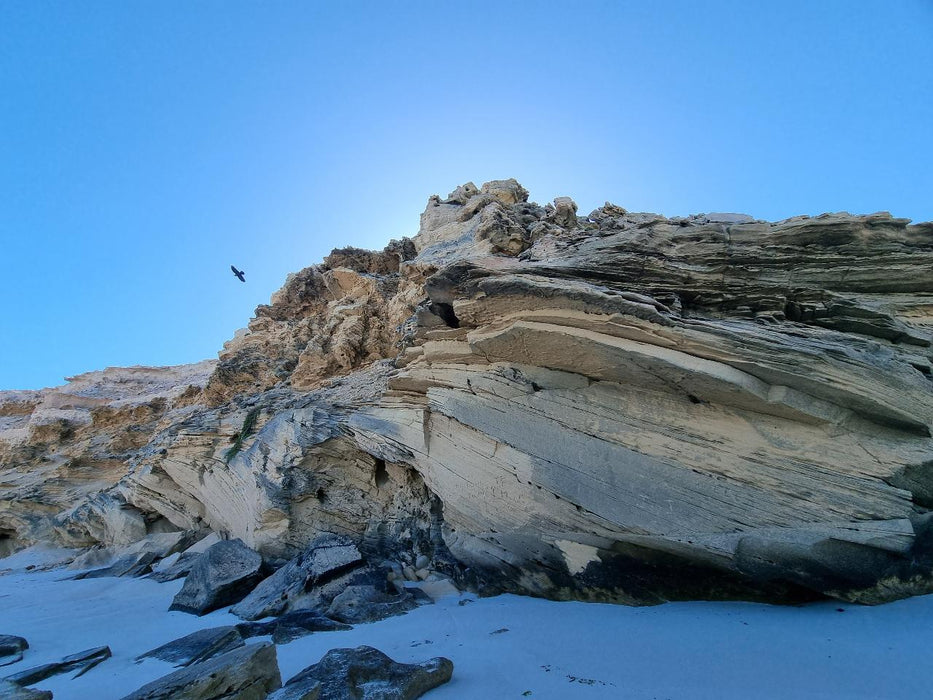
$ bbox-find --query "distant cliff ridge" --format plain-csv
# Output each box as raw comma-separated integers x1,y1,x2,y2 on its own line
4,178,933,605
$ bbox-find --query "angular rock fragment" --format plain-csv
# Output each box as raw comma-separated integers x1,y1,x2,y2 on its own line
147,551,201,583
409,577,461,602
121,642,281,700
169,539,264,616
235,611,352,644
231,534,363,621
548,196,578,228
5,645,111,685
0,652,23,668
0,679,52,699
325,585,419,624
0,635,28,667
73,551,159,579
136,626,244,667
68,529,203,575
270,645,452,700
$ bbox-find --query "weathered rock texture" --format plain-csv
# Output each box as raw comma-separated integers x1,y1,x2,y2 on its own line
169,539,265,615
0,679,52,700
0,363,215,554
4,180,933,606
122,642,280,700
271,645,452,700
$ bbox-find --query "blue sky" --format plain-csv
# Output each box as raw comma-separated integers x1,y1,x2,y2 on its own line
2,1,931,390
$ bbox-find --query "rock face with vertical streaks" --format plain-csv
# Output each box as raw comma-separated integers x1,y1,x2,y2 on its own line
3,179,933,606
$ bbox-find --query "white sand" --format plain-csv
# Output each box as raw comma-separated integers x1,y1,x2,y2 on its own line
1,546,930,699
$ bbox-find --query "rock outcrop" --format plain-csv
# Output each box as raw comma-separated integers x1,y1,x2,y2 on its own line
169,539,265,615
3,179,933,606
122,642,281,700
0,363,215,554
230,534,365,620
270,645,453,700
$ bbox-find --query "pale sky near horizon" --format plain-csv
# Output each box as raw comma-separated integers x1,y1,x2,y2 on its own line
2,1,931,390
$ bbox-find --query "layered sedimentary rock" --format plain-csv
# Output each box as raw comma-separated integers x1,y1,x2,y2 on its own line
0,363,214,554
3,178,933,604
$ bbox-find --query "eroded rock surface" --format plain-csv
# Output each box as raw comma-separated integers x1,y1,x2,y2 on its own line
4,645,111,685
271,645,452,700
231,534,364,620
235,611,352,645
4,179,933,606
0,635,28,668
0,363,215,553
136,626,245,667
325,585,419,624
169,540,264,616
0,680,52,700
122,642,281,700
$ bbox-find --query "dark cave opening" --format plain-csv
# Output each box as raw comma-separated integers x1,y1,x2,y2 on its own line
374,458,389,488
428,302,460,328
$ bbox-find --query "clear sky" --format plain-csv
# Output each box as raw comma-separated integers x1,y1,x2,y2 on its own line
2,1,931,390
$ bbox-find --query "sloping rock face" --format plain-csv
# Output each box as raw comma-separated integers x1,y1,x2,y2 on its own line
3,179,933,605
0,363,215,554
348,190,933,603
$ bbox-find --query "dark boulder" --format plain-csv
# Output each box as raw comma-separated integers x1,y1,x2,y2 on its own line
0,635,28,668
231,534,363,621
236,611,352,644
4,645,110,685
121,642,281,700
169,539,264,616
270,645,452,700
148,552,202,583
325,585,418,624
136,626,244,667
0,679,52,699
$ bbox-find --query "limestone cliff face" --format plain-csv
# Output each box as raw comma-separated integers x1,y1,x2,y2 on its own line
3,179,933,604
0,363,214,554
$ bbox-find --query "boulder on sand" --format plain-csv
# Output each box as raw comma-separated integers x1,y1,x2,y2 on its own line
169,539,264,616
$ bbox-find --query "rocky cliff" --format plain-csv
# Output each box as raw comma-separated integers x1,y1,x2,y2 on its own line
4,179,933,605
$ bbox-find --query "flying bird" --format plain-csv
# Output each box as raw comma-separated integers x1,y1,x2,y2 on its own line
231,265,246,282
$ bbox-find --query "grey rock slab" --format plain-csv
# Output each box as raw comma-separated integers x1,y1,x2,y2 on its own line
0,635,28,666
121,641,281,700
0,679,52,699
136,626,244,667
0,652,23,667
231,534,362,621
5,645,111,685
325,585,419,624
169,539,264,616
235,611,351,644
705,212,756,224
148,551,201,583
73,551,159,579
271,645,453,700
0,636,29,655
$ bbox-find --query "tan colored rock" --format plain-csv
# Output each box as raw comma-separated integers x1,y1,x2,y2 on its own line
121,642,281,700
548,196,578,227
5,179,933,608
0,362,214,551
480,178,529,205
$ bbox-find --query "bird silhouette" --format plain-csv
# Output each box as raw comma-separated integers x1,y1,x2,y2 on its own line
231,265,246,282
